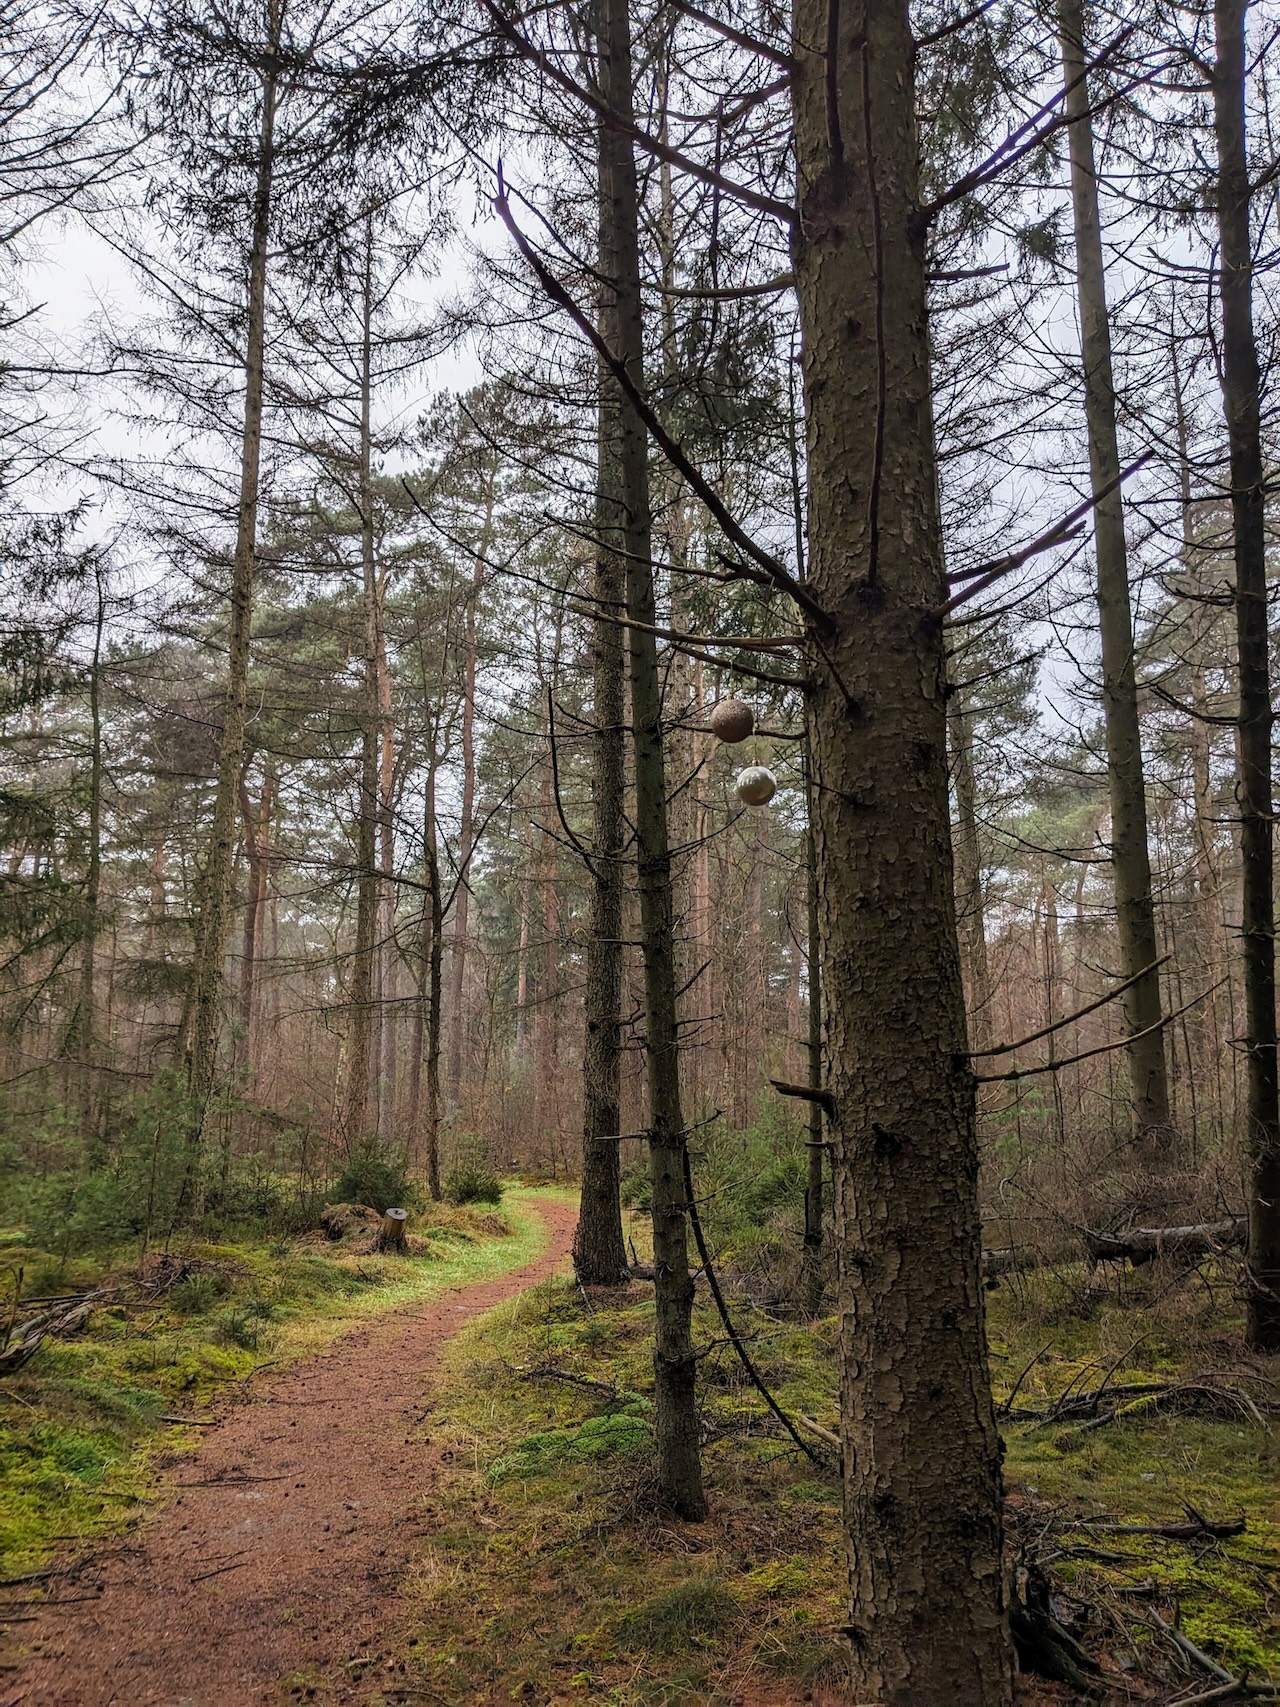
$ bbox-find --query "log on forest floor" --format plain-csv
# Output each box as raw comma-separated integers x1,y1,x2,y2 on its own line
1083,1218,1247,1268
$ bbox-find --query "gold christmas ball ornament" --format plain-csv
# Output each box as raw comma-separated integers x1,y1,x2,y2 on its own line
734,765,777,807
708,698,755,744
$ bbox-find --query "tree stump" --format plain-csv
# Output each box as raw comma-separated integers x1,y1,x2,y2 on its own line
377,1207,409,1253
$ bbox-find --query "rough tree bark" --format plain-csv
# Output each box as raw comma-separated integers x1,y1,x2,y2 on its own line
1211,0,1280,1350
598,0,705,1518
183,30,279,1162
790,0,1011,1695
1172,346,1225,1142
1058,0,1169,1144
375,586,396,1145
573,251,630,1282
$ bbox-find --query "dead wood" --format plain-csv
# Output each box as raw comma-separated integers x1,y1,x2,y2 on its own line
1005,1379,1170,1423
377,1207,409,1253
516,1362,620,1400
1083,1508,1246,1542
1146,1607,1236,1686
1083,1218,1247,1267
1009,1564,1102,1693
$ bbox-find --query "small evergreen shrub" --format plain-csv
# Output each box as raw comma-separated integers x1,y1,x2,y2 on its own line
170,1271,226,1314
444,1164,503,1206
329,1145,411,1214
620,1164,652,1212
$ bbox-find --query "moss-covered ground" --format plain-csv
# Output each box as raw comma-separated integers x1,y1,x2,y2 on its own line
0,1186,554,1585
377,1225,1278,1706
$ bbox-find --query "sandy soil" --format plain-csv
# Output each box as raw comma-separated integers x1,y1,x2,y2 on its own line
5,1195,577,1707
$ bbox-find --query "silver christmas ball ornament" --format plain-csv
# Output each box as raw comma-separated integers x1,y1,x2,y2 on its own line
734,765,777,806
708,698,755,744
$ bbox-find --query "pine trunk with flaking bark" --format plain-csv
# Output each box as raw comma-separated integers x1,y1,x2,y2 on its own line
1212,0,1280,1349
599,0,705,1519
574,264,630,1282
790,0,1010,1696
1059,0,1169,1145
446,498,491,1107
184,42,279,1162
947,684,993,1053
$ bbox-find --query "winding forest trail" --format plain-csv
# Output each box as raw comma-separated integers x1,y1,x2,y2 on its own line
6,1195,578,1707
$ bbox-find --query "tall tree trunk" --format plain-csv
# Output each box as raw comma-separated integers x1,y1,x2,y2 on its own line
446,496,491,1107
1058,0,1169,1144
802,760,824,1316
574,308,630,1280
535,754,561,1143
515,807,533,1051
76,559,105,1136
236,765,272,1075
1212,0,1280,1350
791,0,1010,1696
947,685,993,1052
1173,354,1225,1143
598,0,705,1519
183,35,279,1169
363,228,398,1149
421,756,444,1200
344,237,381,1153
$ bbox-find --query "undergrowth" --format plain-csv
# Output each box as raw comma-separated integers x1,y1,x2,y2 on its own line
375,1204,1278,1707
0,1188,551,1583
386,1241,848,1707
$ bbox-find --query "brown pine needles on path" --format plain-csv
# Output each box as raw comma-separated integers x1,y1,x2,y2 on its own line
5,1196,578,1707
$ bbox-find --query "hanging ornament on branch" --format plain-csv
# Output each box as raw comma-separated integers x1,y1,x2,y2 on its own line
708,698,754,744
734,766,777,807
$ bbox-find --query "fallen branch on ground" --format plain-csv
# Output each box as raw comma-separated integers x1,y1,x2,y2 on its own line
1083,1218,1247,1268
515,1363,620,1401
1082,1507,1246,1542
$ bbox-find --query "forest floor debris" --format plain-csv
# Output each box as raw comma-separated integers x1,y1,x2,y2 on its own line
366,1226,1279,1706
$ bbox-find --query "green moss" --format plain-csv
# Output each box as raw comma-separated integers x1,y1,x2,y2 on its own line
0,1189,553,1580
614,1576,740,1656
383,1243,1278,1702
992,1265,1280,1681
488,1407,652,1484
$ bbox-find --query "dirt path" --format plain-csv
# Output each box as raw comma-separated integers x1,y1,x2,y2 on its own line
6,1195,577,1707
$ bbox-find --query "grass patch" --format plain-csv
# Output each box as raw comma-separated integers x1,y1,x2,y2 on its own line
384,1232,849,1706
378,1211,1277,1704
0,1186,554,1581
